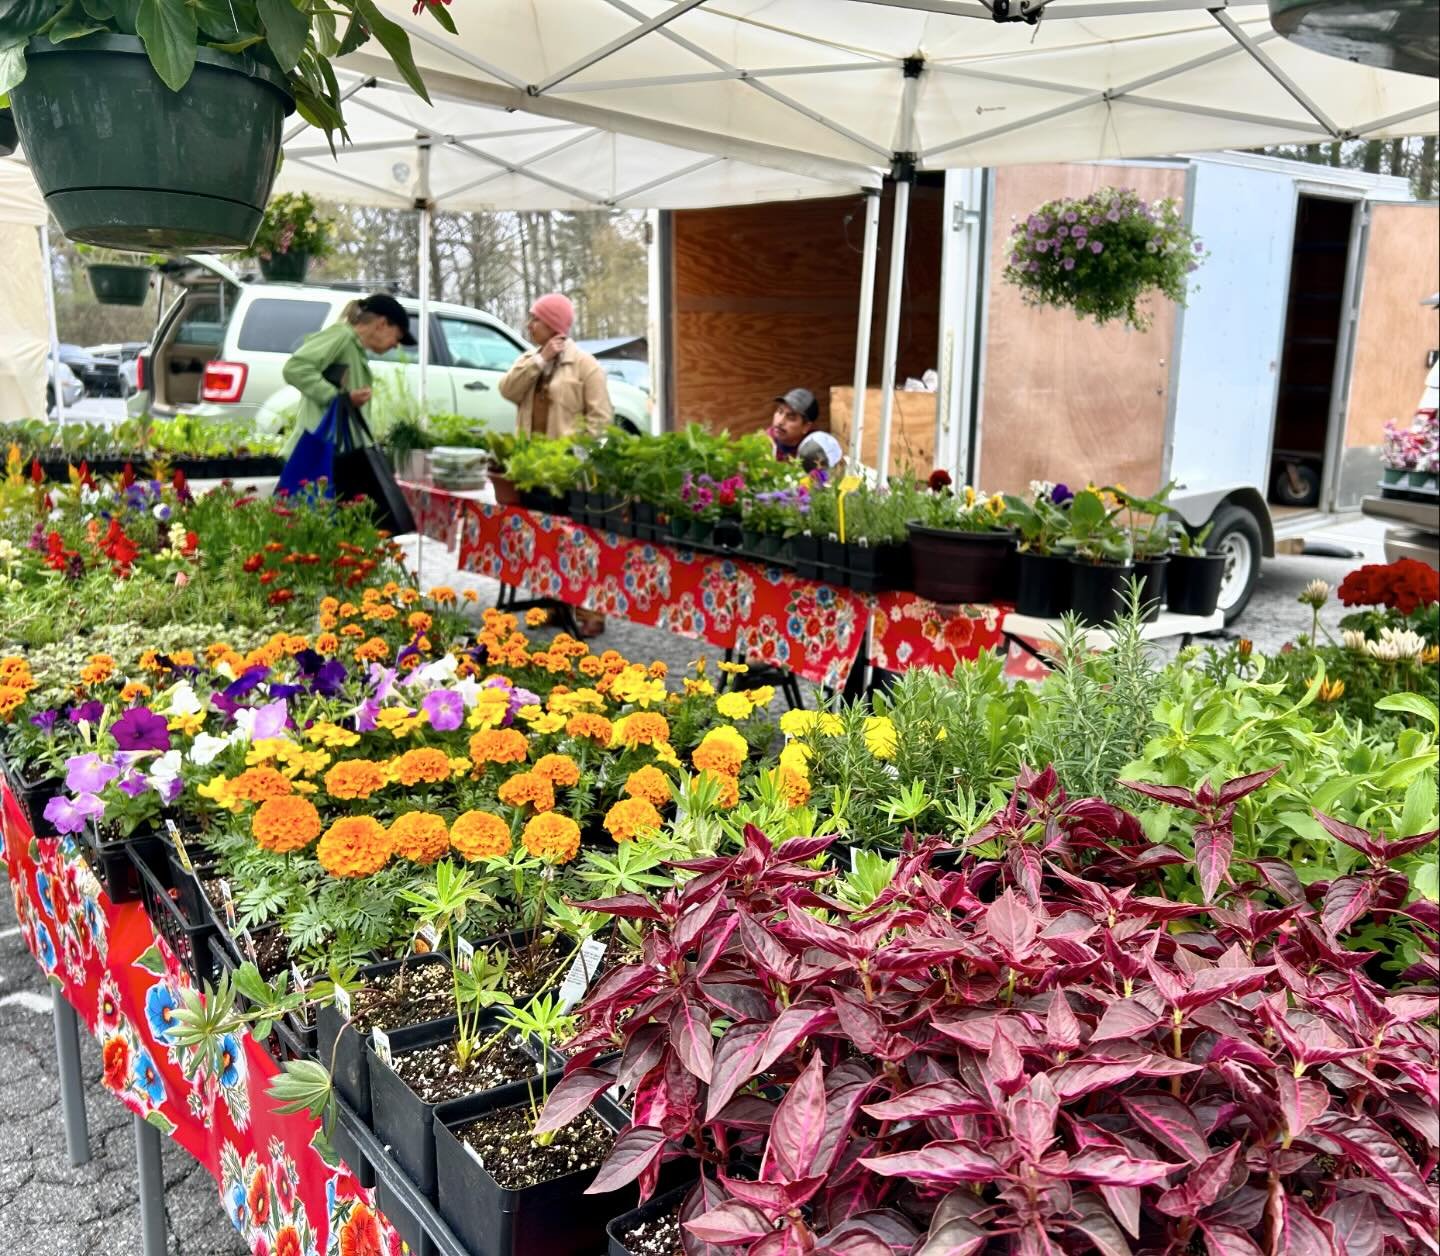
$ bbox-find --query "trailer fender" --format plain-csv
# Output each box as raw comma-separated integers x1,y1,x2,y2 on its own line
1168,485,1275,559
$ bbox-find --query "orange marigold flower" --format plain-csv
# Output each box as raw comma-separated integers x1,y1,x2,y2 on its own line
566,713,613,744
316,633,340,654
469,727,529,767
388,811,450,864
450,810,512,860
578,656,605,678
648,661,668,679
353,637,390,663
340,624,366,639
407,611,432,633
80,654,117,685
323,759,388,800
700,769,739,810
603,797,663,842
522,812,580,864
316,816,391,878
119,681,151,703
428,586,457,606
777,766,811,808
320,596,340,614
229,766,294,804
624,765,672,807
525,608,549,627
393,747,452,787
533,753,580,787
616,712,670,749
497,771,555,813
251,796,322,853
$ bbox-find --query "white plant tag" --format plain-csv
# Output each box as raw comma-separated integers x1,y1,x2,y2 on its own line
558,937,609,1011
290,964,309,997
333,984,352,1019
372,1027,392,1067
413,923,440,954
218,879,237,930
455,937,474,974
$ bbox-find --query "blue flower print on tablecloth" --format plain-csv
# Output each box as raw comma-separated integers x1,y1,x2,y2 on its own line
623,546,672,611
701,561,754,633
35,920,56,972
217,1034,244,1089
785,584,854,655
557,527,600,589
498,514,537,567
146,983,181,1044
35,870,54,918
735,617,790,668
133,1048,166,1105
588,577,630,617
659,593,707,639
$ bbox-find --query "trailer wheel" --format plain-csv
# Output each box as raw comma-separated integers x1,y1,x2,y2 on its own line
1208,503,1263,625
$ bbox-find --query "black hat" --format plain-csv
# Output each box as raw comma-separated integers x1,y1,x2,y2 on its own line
775,387,819,423
359,293,417,346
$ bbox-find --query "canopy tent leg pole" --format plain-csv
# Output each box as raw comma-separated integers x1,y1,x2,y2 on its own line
875,178,911,481
39,225,65,424
849,189,881,465
416,138,433,419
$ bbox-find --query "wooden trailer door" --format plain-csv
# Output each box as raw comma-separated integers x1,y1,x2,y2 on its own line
1165,161,1298,494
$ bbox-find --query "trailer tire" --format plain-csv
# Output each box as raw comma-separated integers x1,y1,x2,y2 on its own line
1207,503,1263,625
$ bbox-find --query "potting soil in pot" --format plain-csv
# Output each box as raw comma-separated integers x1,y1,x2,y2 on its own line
616,1204,683,1256
391,1036,542,1104
456,1104,614,1191
350,961,454,1033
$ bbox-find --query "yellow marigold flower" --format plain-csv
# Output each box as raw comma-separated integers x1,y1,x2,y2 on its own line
428,586,457,606
399,587,421,606
0,685,28,719
315,633,340,654
245,738,288,765
692,726,747,777
717,661,748,675
653,740,682,770
624,765,672,807
715,691,753,720
613,712,670,749
80,654,117,686
197,775,243,812
469,727,529,767
283,635,309,656
610,667,666,707
376,707,425,738
317,816,391,878
318,612,339,631
525,608,549,627
168,710,205,736
393,747,453,787
604,797,663,842
468,689,513,730
340,624,366,640
533,753,581,787
522,812,580,864
138,649,162,673
205,642,232,664
566,713,614,744
778,742,811,776
863,716,898,761
306,721,359,749
746,686,776,708
339,601,359,618
251,796,322,853
498,771,555,813
683,677,716,697
388,812,450,864
779,709,842,738
320,596,340,614
407,611,432,633
450,810,512,860
531,711,567,736
323,759,388,800
229,766,293,804
171,650,197,669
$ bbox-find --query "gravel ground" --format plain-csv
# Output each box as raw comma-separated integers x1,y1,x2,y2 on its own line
0,513,1388,1252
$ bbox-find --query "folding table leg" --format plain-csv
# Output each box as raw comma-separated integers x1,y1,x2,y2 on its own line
51,988,90,1166
134,1112,167,1256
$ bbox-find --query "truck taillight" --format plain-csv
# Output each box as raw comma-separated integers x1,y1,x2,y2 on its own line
200,361,248,404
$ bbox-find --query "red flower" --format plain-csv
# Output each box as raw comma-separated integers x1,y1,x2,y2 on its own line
99,518,140,574
247,1167,270,1228
120,462,135,489
265,541,285,553
253,1241,269,1256
29,458,43,485
941,614,977,653
274,1166,295,1213
243,553,265,573
928,468,953,492
274,1228,302,1256
102,1037,129,1090
182,531,199,555
1337,558,1439,615
340,1205,383,1256
267,588,295,606
259,570,278,586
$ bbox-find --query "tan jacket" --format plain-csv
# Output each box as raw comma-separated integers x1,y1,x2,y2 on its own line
498,340,613,438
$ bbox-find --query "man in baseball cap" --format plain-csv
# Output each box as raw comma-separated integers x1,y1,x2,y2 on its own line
768,387,843,472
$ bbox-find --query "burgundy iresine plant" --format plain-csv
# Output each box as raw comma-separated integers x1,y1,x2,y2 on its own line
544,777,1439,1256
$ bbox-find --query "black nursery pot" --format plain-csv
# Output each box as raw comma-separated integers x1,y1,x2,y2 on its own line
844,542,912,592
819,537,849,585
565,489,588,523
907,526,1016,604
434,1089,633,1256
8,772,61,839
1167,552,1226,617
1132,555,1169,622
86,822,164,904
1067,559,1136,627
607,1183,693,1256
712,518,742,550
374,1177,438,1256
1014,550,1071,618
315,952,455,1125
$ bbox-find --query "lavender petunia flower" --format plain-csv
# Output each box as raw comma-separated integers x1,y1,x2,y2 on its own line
118,774,149,798
65,753,118,795
111,707,171,752
44,792,104,835
420,689,465,733
354,698,381,733
368,664,398,704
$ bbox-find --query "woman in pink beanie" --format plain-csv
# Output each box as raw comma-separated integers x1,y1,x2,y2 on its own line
499,291,613,439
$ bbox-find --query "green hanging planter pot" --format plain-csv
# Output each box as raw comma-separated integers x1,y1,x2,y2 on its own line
258,250,310,282
1269,0,1439,76
10,35,294,251
0,108,17,158
87,263,153,306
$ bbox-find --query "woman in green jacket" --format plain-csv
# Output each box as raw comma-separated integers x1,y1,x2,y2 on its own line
280,294,415,453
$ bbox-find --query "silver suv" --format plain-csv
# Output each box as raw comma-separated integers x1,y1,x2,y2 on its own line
129,257,652,435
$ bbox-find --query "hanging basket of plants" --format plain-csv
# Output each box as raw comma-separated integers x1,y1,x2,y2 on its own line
247,193,335,283
0,1,454,251
1002,186,1206,332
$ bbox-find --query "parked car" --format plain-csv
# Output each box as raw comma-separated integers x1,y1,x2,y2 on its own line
129,257,654,436
86,342,146,395
58,342,126,398
47,359,85,412
598,357,651,395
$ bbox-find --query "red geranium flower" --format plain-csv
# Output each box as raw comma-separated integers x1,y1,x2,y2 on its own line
243,554,265,573
1337,558,1439,614
268,589,295,606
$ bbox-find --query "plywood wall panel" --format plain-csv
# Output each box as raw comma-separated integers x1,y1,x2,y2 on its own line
1345,202,1440,448
671,185,944,436
829,386,937,471
977,164,1185,496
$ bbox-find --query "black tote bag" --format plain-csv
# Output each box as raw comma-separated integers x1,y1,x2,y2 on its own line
331,395,417,536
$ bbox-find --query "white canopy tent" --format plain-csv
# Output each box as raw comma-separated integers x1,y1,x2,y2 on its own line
0,156,55,422
331,0,1437,469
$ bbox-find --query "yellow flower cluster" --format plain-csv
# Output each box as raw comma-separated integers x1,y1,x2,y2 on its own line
692,726,748,777
779,710,844,738
247,738,331,779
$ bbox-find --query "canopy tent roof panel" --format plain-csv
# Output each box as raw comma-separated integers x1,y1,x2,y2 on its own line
272,73,879,210
352,0,1437,174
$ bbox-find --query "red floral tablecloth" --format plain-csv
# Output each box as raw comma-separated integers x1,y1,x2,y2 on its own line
0,785,403,1256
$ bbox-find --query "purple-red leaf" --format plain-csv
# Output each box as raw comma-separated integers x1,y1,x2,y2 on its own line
1217,766,1282,805
1323,1196,1383,1256
1045,991,1084,1053
670,998,715,1084
1320,876,1378,938
574,892,664,920
584,1125,668,1195
1194,818,1234,903
859,1141,1001,1184
1065,1194,1132,1256
862,1081,987,1123
1067,1150,1180,1188
1198,1223,1265,1256
682,1200,775,1244
764,1053,828,1183
985,889,1039,958
1121,1094,1209,1166
706,1021,770,1120
534,1066,618,1136
1153,1143,1240,1216
1092,998,1162,1042
1120,780,1201,810
1277,1072,1329,1142
1313,811,1381,861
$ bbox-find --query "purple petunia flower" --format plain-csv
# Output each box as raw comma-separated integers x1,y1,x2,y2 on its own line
1090,241,1104,255
118,774,149,798
368,664,398,704
65,753,118,795
68,700,104,726
1063,257,1076,271
354,698,381,733
44,792,104,835
111,707,171,753
29,710,59,732
269,684,305,701
225,667,270,700
311,660,347,697
421,689,465,733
